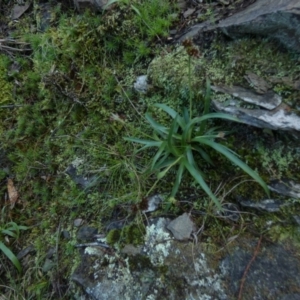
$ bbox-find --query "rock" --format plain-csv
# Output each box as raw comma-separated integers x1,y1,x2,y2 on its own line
133,75,149,94
167,213,196,240
66,165,99,190
212,85,282,110
17,245,35,260
46,247,56,259
140,194,162,213
71,218,300,299
121,244,142,256
269,179,300,198
179,0,300,53
213,99,300,131
42,258,55,273
77,226,98,242
61,230,71,239
72,218,228,299
293,215,300,226
238,198,290,212
73,0,109,12
11,2,31,20
74,218,84,227
221,241,300,299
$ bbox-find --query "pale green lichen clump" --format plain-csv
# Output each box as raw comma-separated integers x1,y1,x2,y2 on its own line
147,46,201,93
0,55,13,105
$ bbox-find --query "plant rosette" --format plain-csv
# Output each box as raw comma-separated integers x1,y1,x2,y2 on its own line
125,103,269,209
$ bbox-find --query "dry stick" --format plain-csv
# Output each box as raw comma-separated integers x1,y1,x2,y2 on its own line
237,235,263,300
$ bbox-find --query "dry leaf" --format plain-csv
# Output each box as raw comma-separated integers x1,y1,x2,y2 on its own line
7,178,19,209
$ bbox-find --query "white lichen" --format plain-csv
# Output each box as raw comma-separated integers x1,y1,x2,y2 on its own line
143,218,172,266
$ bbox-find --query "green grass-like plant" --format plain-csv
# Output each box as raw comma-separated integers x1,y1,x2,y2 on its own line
0,220,28,272
125,83,269,209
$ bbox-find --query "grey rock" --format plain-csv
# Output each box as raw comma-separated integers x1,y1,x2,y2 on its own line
141,194,162,213
212,85,282,110
293,216,300,226
72,218,228,300
17,245,35,260
167,213,196,240
179,0,300,53
77,226,98,242
269,179,300,198
134,75,149,94
74,218,84,227
46,247,56,259
71,219,300,299
213,99,300,131
42,258,55,273
238,198,290,212
61,230,71,240
221,242,300,299
66,165,100,190
73,0,109,12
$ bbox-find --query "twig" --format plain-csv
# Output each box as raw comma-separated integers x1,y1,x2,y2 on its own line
75,242,111,248
0,39,31,53
237,235,263,300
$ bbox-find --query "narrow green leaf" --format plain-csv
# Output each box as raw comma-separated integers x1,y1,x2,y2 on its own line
183,107,190,125
124,137,161,147
204,79,212,116
130,4,141,16
193,145,214,165
0,242,21,272
1,229,17,238
183,113,240,142
153,156,175,170
185,147,205,178
17,226,28,231
171,163,185,197
154,104,185,128
151,142,167,170
167,116,181,157
183,158,222,209
145,113,168,135
157,156,182,179
103,0,121,10
199,139,270,196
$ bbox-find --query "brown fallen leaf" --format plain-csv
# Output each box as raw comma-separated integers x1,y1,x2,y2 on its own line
7,178,19,209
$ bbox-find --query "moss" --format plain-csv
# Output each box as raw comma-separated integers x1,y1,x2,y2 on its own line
0,55,13,100
107,224,146,247
128,254,154,272
106,229,122,246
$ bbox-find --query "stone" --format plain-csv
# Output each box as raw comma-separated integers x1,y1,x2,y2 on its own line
179,0,300,53
133,75,149,94
141,194,162,213
269,179,300,198
72,218,227,299
73,0,109,12
42,258,55,273
212,85,282,110
213,99,300,131
221,241,300,299
71,219,300,299
238,198,290,212
77,226,98,242
17,245,35,260
167,213,196,240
